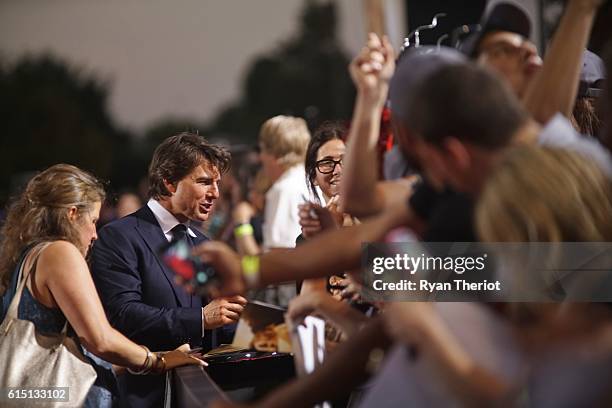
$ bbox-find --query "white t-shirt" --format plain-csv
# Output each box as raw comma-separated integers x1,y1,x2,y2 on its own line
263,164,310,250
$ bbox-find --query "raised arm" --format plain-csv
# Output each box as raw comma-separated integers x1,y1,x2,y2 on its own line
523,0,601,124
383,302,511,404
342,34,411,217
212,317,392,408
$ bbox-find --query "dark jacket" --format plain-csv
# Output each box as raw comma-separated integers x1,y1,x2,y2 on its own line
90,205,234,407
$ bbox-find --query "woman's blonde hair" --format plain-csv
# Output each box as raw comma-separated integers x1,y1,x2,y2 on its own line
259,115,311,168
477,147,612,346
0,164,105,294
476,146,612,242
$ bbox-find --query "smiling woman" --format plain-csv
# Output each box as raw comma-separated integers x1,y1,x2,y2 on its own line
305,121,348,205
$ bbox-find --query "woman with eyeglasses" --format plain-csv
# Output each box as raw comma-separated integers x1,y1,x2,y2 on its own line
298,121,351,242
290,122,370,353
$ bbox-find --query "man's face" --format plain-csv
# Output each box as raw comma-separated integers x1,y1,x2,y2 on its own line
168,162,221,222
414,142,452,191
477,31,542,97
416,139,486,194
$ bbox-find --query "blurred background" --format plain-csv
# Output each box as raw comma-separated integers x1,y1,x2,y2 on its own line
0,0,610,213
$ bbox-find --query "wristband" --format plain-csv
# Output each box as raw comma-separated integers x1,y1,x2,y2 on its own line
241,255,260,288
234,223,254,238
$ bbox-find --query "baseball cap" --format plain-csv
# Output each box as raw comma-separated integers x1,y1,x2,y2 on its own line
460,2,532,58
389,46,467,123
578,50,606,98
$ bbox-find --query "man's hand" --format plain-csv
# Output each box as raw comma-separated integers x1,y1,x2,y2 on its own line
203,296,248,329
349,33,395,105
192,241,246,296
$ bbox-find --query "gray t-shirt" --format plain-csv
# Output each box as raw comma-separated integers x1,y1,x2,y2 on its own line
537,113,612,178
357,303,526,407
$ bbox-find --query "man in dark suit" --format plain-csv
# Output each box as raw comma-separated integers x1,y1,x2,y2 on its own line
90,132,246,407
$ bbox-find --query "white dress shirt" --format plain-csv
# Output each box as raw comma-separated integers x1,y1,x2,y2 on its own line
147,199,205,336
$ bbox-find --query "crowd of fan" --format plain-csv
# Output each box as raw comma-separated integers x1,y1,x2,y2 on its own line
1,1,612,407
200,1,612,406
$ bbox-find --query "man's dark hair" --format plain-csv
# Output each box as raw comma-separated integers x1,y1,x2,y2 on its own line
304,121,347,204
409,63,528,149
148,132,231,199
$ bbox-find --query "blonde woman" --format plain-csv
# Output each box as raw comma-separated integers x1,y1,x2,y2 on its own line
476,146,612,407
0,164,204,407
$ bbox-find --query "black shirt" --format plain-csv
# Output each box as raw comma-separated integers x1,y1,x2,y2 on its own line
409,181,477,242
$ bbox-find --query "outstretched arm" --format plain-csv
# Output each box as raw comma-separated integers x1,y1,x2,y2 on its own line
523,0,601,124
194,201,413,297
341,34,411,217
211,317,392,408
384,303,511,404
287,291,368,338
40,242,203,372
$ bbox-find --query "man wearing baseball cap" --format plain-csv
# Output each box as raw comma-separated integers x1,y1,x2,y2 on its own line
463,0,603,130
461,2,542,98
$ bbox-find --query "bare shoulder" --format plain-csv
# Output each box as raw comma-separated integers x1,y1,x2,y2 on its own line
42,240,82,258
37,241,86,275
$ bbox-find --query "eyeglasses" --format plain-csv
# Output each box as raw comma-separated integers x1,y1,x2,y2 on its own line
315,158,343,174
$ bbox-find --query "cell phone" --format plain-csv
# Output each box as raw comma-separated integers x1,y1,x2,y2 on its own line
300,194,318,219
159,238,217,288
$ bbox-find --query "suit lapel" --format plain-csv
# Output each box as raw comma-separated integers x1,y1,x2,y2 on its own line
133,207,192,307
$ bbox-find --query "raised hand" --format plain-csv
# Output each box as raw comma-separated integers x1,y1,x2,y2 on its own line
349,33,396,105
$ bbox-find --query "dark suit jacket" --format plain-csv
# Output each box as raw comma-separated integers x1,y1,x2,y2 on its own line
90,205,234,407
